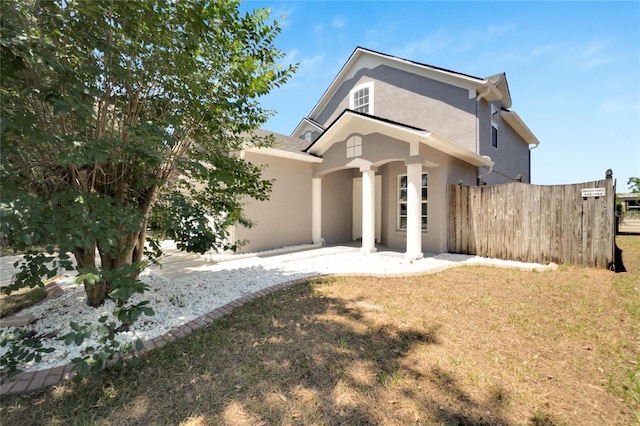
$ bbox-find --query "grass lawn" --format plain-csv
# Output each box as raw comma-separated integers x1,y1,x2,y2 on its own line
1,236,638,425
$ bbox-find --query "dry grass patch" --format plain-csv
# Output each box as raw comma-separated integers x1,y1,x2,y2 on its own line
1,236,638,425
0,285,47,318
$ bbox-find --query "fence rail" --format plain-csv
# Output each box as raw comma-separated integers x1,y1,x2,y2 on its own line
449,175,616,268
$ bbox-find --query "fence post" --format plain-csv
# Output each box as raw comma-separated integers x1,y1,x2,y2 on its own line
606,169,616,270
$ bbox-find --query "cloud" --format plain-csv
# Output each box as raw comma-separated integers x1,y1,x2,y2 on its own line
293,53,328,80
597,97,640,115
530,42,564,58
577,40,613,69
286,48,300,64
332,16,346,28
393,31,454,59
486,23,516,38
269,5,296,28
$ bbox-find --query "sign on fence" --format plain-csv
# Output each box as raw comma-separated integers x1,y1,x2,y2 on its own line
581,188,606,198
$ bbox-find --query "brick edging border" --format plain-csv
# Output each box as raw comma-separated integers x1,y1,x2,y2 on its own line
0,276,314,397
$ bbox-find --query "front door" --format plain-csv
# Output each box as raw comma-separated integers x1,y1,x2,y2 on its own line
352,176,382,242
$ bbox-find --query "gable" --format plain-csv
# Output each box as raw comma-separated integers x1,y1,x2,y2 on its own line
305,110,493,169
305,47,508,125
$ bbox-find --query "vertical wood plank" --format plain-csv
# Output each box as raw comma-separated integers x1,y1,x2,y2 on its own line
445,176,614,269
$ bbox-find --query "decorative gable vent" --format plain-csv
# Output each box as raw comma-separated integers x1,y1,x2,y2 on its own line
346,134,362,158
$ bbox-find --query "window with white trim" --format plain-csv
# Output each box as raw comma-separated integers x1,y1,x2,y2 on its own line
349,82,374,114
346,134,362,158
398,173,428,230
491,104,499,149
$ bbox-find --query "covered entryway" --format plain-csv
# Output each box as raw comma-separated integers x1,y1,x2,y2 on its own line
307,110,493,259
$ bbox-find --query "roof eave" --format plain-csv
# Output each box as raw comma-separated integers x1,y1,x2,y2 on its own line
501,111,540,145
243,147,323,163
423,132,494,168
291,117,325,138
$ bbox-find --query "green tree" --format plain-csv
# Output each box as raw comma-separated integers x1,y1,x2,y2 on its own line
0,0,295,307
628,177,640,193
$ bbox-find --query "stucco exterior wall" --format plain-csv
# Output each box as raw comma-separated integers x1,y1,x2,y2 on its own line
379,146,477,253
320,168,355,244
315,65,477,152
313,133,478,253
479,101,532,185
234,152,314,253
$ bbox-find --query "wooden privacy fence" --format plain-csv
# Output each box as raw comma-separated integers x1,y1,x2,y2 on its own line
449,173,616,268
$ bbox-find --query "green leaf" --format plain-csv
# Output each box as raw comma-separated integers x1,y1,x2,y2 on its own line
74,333,85,346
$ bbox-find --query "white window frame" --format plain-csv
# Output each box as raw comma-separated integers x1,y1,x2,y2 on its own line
349,82,374,115
491,104,499,149
397,173,428,231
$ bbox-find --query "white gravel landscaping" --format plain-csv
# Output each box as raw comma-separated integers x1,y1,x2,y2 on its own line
1,244,552,373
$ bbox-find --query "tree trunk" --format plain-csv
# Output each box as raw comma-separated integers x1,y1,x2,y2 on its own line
97,230,141,305
132,222,147,264
73,245,108,307
84,281,108,307
73,246,96,269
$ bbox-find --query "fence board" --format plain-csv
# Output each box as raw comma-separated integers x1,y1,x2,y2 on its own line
448,176,616,268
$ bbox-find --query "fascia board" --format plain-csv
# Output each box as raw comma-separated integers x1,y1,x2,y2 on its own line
495,77,512,109
291,117,325,138
244,147,323,163
501,110,539,145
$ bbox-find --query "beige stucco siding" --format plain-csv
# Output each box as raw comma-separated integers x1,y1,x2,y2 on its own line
234,152,314,253
315,65,477,152
321,169,355,244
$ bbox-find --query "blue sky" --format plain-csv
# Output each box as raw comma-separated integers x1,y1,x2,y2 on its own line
241,1,640,192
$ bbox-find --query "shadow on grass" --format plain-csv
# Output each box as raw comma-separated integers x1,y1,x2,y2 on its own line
3,280,520,425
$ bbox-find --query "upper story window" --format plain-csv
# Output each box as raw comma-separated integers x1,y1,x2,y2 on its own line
350,82,374,115
304,131,312,142
491,104,499,149
398,173,428,231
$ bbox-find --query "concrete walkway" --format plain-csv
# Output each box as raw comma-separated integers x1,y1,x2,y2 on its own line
0,241,330,287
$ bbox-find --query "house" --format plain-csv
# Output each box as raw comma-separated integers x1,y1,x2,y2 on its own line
617,193,640,212
233,47,539,258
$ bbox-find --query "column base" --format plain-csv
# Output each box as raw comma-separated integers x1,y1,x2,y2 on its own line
360,247,378,254
404,252,424,261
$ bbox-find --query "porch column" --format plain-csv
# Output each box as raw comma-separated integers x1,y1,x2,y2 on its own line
312,177,322,244
405,161,423,260
361,168,377,254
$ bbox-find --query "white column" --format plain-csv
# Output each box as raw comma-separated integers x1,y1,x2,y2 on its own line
405,162,423,260
312,177,322,244
361,169,377,254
